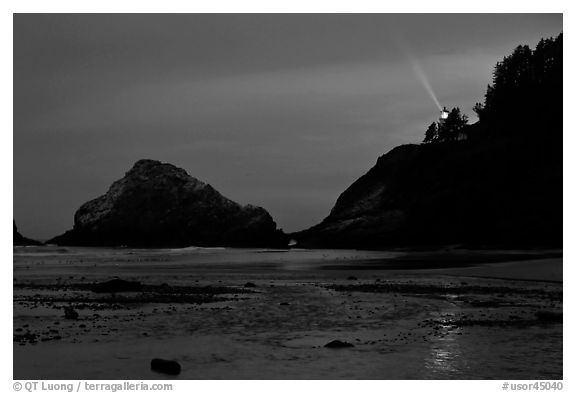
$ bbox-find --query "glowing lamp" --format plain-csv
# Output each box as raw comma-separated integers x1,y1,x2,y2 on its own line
440,109,449,120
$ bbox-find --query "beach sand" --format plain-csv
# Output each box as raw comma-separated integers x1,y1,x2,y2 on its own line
13,247,562,379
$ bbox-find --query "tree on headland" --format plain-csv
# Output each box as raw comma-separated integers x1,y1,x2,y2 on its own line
473,33,562,137
438,107,468,142
423,107,468,143
423,32,561,143
423,122,438,143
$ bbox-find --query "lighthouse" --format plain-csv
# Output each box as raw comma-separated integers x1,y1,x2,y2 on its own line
440,107,449,121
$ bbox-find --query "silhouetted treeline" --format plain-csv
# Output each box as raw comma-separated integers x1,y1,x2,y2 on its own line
423,33,562,143
474,33,562,137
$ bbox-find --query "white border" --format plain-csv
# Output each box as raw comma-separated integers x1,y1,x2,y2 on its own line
5,3,571,392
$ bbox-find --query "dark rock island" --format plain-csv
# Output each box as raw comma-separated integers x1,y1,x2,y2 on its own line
49,159,287,248
13,221,42,246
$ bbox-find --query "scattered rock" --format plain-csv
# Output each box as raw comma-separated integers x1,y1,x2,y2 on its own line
92,279,142,293
244,282,257,288
324,340,355,348
469,300,502,308
347,276,358,281
279,302,290,306
150,358,181,375
535,310,563,323
63,306,79,320
14,332,38,344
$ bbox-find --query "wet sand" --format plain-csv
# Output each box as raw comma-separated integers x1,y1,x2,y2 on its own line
13,247,562,379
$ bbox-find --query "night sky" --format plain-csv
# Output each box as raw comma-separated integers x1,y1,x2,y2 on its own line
14,14,562,239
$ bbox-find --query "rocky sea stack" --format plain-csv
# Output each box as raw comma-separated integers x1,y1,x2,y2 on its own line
49,159,287,248
13,221,42,246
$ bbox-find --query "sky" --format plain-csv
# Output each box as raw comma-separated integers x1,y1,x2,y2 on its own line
13,14,562,239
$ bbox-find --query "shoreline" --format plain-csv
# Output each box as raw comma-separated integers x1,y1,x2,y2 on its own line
13,247,563,379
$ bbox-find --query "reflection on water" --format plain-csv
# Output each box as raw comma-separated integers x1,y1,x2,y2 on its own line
424,314,468,378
